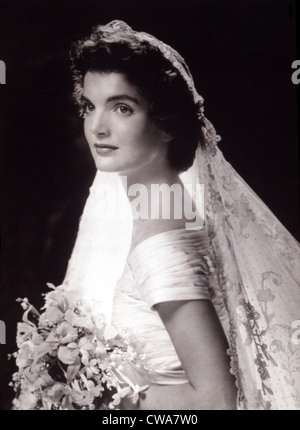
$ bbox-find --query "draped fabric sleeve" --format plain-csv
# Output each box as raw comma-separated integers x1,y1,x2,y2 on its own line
127,228,212,309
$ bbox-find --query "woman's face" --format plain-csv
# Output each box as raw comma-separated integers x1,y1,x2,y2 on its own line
82,71,169,177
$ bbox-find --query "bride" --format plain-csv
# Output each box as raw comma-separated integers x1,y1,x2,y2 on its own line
62,20,300,410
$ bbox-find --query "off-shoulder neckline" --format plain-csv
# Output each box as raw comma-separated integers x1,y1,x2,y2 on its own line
126,225,207,263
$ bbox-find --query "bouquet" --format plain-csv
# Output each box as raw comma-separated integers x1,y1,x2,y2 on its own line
9,283,149,410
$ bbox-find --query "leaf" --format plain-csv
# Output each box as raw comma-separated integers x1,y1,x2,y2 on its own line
289,348,300,367
257,289,275,303
271,339,284,353
268,354,278,367
266,313,275,323
32,342,55,360
66,357,81,384
264,385,274,395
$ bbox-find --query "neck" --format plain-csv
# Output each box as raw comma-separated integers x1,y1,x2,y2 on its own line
119,157,181,197
119,146,176,190
119,160,189,228
121,169,180,197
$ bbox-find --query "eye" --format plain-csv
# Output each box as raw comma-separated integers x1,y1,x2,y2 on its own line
84,103,95,113
114,104,133,116
81,101,95,115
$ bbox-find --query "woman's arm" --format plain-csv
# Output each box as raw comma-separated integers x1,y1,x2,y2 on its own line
122,299,237,410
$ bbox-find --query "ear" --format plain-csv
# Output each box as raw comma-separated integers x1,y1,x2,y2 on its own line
161,130,174,143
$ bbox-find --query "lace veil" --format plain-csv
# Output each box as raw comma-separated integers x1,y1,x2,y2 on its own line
63,21,300,409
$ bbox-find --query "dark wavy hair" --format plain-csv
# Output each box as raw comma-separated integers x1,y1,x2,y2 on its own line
70,21,204,172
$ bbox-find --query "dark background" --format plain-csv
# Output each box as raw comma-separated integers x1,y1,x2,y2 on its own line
0,0,299,410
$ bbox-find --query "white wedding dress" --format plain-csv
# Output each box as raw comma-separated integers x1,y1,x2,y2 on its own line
63,149,300,409
112,227,214,385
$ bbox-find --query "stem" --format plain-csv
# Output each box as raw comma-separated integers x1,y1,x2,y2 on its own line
113,368,136,391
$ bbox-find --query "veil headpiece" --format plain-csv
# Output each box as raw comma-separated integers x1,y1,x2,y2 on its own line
64,20,300,409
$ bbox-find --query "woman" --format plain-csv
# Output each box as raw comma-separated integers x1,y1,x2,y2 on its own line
64,20,300,409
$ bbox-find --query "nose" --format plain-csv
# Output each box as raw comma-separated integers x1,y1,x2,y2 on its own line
89,110,110,137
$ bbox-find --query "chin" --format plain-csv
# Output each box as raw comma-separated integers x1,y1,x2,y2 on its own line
94,159,139,175
93,159,120,173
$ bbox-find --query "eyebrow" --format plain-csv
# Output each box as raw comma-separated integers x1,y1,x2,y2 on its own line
81,94,140,105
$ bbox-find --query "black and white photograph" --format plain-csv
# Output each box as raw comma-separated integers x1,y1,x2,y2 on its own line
0,0,299,411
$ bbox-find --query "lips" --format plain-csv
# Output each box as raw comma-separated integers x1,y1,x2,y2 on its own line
94,143,118,150
94,143,118,156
